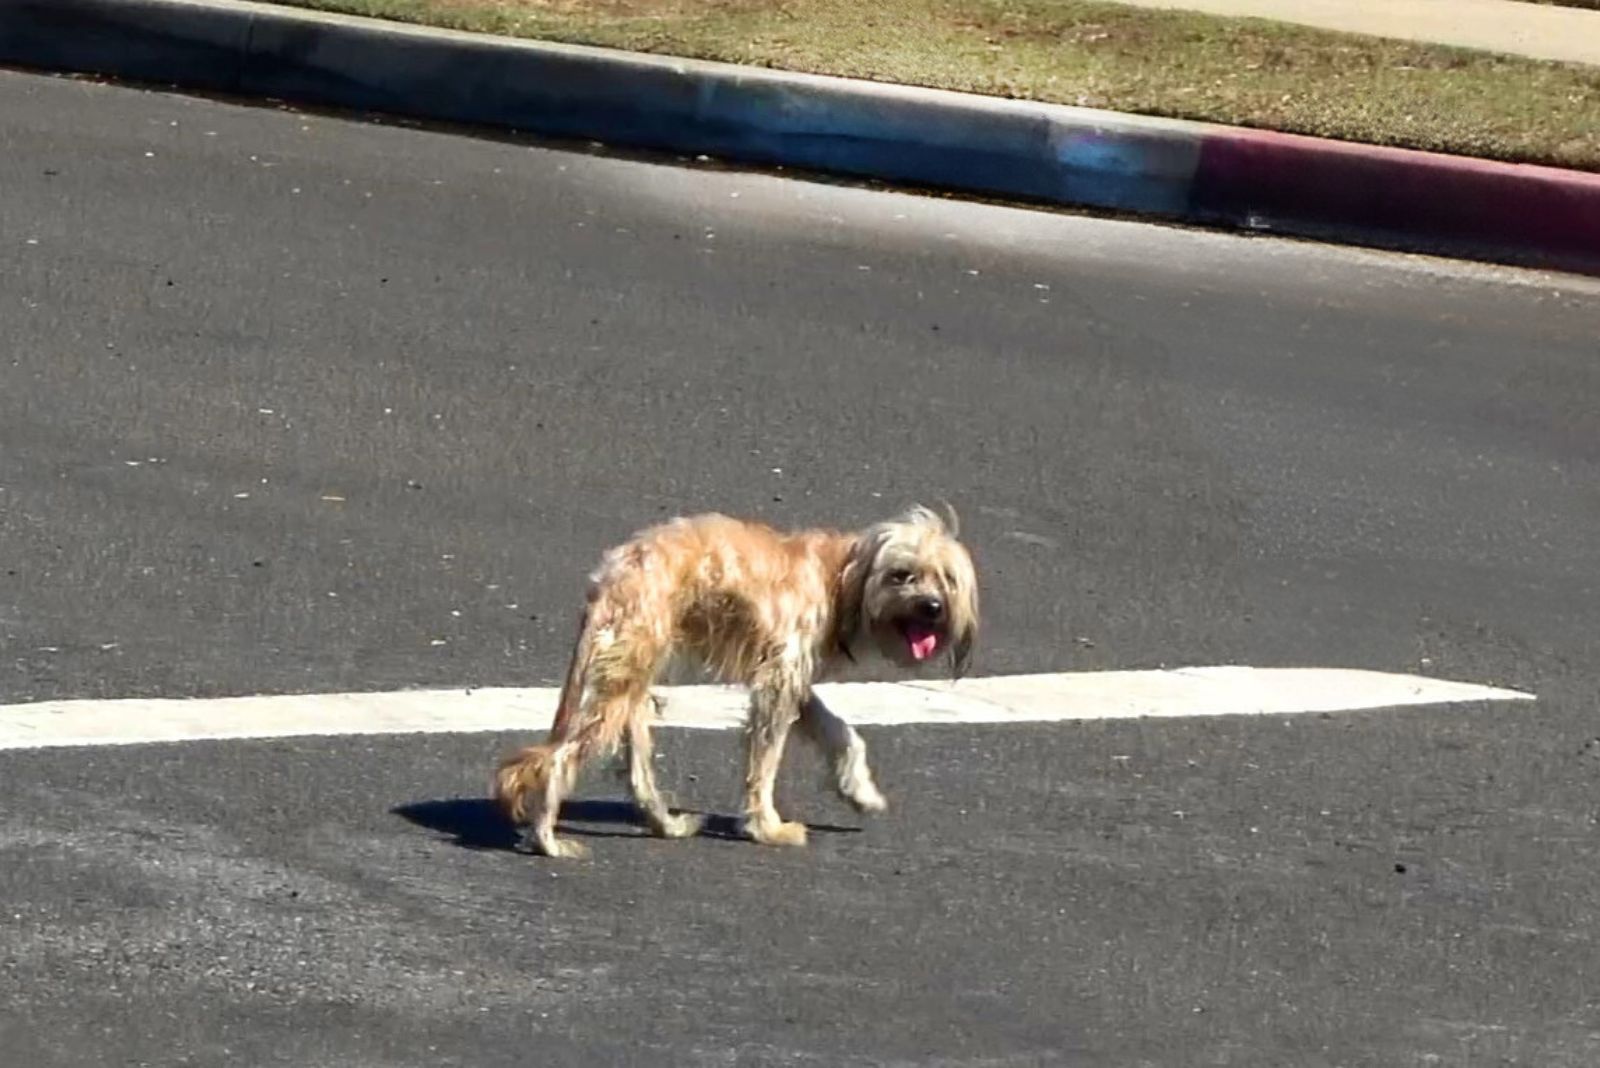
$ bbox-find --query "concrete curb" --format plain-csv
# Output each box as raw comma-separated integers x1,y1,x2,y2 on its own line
3,0,1598,276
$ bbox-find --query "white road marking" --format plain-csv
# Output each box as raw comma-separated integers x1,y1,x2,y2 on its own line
0,668,1533,751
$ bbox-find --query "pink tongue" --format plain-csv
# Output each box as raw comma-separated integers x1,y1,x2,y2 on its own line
906,625,940,661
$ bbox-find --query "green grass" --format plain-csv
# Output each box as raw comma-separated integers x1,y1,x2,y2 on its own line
280,0,1600,171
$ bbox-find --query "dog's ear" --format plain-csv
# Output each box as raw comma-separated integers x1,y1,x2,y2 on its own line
946,547,979,681
900,503,945,533
950,607,977,680
832,531,878,660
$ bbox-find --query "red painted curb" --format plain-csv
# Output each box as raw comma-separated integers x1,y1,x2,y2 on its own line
1191,126,1600,276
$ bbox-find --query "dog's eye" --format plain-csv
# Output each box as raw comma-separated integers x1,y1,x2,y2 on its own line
886,568,913,585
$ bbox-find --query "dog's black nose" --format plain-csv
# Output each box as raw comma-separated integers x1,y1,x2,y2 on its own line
912,596,944,621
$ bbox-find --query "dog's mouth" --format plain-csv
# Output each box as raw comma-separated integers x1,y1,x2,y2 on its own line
898,620,943,662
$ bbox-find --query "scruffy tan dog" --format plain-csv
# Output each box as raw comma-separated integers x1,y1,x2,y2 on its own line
493,504,980,859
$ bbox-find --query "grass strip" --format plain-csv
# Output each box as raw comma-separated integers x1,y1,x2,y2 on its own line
279,0,1600,171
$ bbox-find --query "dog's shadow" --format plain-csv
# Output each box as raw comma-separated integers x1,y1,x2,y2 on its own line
392,797,861,853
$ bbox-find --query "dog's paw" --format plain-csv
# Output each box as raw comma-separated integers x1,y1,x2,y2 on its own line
748,819,809,848
654,812,704,839
837,763,887,814
534,836,591,860
847,781,888,814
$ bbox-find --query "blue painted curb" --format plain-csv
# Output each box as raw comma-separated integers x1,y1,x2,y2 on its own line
0,0,1205,220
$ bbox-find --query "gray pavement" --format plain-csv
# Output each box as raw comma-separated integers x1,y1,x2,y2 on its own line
3,67,1600,1066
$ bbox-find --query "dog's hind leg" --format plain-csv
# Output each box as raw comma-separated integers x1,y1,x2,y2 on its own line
517,689,632,860
798,693,887,814
494,740,591,860
531,743,590,859
625,700,702,840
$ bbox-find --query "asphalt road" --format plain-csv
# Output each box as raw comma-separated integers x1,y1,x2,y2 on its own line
3,65,1600,1067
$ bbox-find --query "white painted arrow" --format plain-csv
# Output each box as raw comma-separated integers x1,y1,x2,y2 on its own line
0,667,1533,751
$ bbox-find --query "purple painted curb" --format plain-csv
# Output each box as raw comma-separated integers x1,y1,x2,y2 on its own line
1190,126,1600,277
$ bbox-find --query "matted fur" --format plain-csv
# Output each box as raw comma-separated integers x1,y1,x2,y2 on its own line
492,504,980,859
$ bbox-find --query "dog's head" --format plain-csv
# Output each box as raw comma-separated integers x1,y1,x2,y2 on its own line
835,503,980,679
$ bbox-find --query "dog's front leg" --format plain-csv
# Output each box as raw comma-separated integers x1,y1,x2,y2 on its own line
741,671,808,847
798,693,887,814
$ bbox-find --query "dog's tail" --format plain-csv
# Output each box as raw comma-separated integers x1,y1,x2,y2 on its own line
492,606,597,826
492,743,560,826
547,604,596,741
